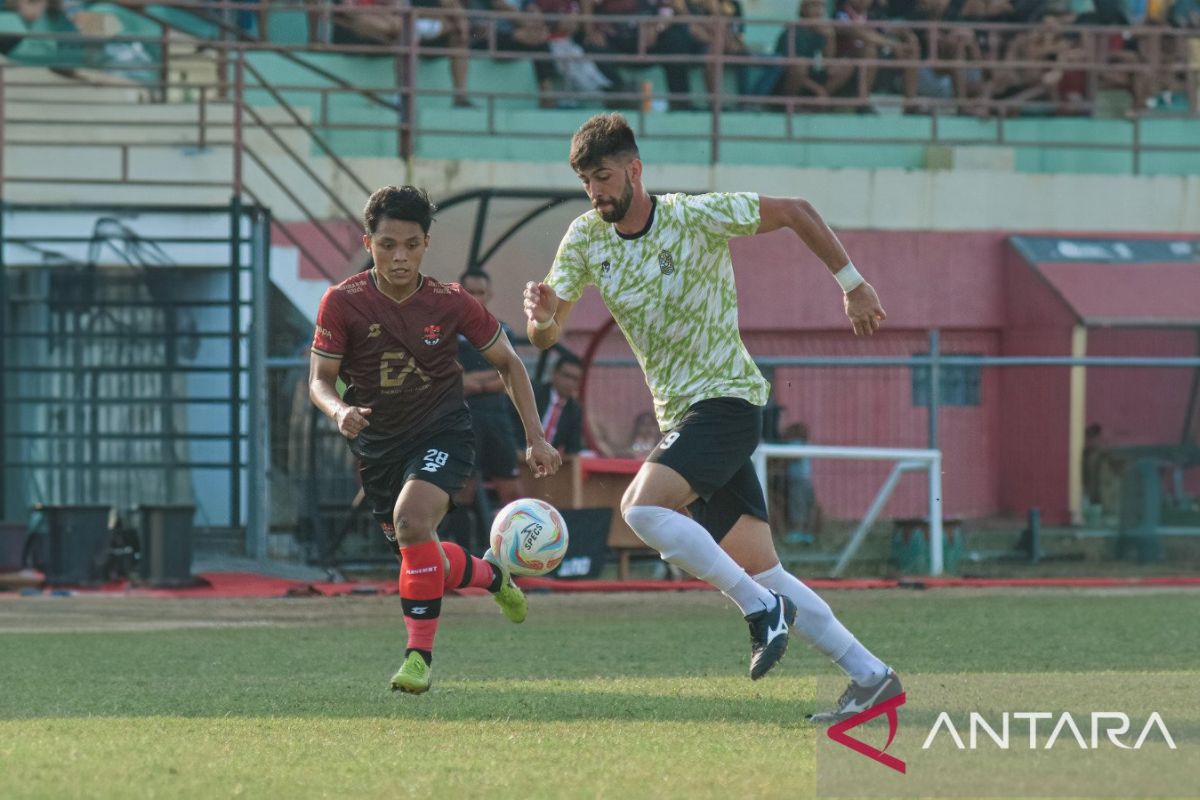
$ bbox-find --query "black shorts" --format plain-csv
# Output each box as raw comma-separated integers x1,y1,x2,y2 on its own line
470,409,520,481
646,397,769,542
359,426,475,554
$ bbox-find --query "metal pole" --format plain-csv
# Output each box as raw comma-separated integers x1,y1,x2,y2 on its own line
929,450,944,576
467,194,491,272
0,65,6,199
247,207,270,563
832,461,920,577
229,198,243,532
928,328,941,451
233,49,245,197
230,48,246,534
0,198,6,519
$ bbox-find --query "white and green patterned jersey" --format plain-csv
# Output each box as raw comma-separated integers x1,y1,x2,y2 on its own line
546,192,771,431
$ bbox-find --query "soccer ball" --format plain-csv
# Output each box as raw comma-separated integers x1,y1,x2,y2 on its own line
489,498,569,577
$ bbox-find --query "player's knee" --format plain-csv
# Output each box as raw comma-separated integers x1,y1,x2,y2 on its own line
622,505,673,550
393,512,435,547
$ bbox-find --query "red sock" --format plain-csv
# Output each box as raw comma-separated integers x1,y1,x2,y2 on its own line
441,541,468,589
398,540,444,655
467,554,500,590
440,541,501,591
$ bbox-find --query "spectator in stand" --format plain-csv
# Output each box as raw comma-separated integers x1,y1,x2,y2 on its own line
581,0,659,90
529,0,616,100
771,0,857,103
332,0,475,107
1169,0,1199,27
833,0,919,111
648,0,749,109
1074,0,1151,110
907,0,987,112
471,0,561,107
983,10,1083,114
1,0,76,60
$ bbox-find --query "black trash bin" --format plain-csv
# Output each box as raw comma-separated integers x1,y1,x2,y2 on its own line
138,505,197,587
0,521,27,572
35,504,112,586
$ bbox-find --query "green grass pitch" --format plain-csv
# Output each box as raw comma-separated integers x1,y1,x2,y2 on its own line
1,588,1197,799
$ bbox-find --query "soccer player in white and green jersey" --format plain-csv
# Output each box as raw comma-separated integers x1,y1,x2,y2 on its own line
525,113,900,721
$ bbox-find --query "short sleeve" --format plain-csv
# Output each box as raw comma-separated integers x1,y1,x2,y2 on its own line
679,192,761,240
545,216,593,303
312,287,347,359
457,288,502,351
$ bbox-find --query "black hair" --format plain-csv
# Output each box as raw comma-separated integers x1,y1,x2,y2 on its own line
554,352,584,372
569,113,639,173
458,269,492,285
363,185,436,235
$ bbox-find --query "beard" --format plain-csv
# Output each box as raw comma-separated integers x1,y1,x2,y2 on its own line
597,174,634,223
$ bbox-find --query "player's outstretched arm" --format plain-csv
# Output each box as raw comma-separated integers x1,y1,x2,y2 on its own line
308,351,372,439
524,282,576,350
481,332,562,478
758,195,888,337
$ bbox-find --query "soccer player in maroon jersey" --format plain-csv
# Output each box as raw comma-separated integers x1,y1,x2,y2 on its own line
309,185,561,694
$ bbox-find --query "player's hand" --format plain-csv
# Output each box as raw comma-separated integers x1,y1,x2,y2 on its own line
525,437,562,479
844,282,887,336
334,405,372,439
523,281,558,326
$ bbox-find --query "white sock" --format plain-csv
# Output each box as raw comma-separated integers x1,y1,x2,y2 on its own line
625,505,774,616
753,564,888,684
835,642,890,686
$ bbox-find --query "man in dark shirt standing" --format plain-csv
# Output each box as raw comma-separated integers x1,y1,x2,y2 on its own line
309,185,560,695
458,269,522,506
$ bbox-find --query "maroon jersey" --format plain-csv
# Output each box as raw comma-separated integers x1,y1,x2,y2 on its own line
312,271,502,460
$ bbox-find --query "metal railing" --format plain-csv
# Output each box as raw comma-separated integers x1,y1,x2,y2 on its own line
0,5,1196,171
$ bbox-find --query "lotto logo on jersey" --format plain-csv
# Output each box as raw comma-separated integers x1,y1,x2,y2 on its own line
423,324,442,346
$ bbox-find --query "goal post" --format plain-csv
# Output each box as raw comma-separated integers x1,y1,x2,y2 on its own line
752,444,945,576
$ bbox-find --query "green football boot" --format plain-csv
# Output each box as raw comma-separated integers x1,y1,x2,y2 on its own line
389,651,432,695
484,549,527,624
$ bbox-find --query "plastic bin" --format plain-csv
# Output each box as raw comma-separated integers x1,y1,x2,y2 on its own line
138,504,197,587
890,518,963,575
35,504,112,586
0,521,27,572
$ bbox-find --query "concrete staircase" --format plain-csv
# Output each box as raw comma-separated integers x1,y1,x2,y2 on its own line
1,54,353,317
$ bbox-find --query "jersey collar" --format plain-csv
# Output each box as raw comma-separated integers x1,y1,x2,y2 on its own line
615,196,656,241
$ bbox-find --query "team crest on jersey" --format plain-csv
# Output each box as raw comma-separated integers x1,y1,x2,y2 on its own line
658,250,674,276
601,259,611,276
368,323,382,338
422,324,442,346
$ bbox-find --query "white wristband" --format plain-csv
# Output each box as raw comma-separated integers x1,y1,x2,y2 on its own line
834,262,865,294
533,317,555,331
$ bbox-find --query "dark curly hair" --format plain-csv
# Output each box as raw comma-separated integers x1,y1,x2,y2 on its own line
363,185,436,235
568,113,639,173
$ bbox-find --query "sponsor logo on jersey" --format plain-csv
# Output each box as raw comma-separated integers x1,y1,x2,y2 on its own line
368,323,382,338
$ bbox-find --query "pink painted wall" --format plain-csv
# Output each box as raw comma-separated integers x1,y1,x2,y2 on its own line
998,248,1076,523
282,215,1195,524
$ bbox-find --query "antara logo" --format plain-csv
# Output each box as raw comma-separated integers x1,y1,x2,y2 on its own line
922,711,1177,751
423,324,442,346
827,692,907,774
